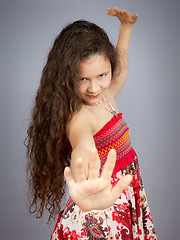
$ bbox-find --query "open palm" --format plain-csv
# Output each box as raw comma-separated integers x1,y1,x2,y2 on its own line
64,148,132,212
107,7,138,26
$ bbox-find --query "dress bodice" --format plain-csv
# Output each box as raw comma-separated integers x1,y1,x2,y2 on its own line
93,113,137,175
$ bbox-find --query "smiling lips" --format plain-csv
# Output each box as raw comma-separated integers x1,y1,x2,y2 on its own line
87,93,101,99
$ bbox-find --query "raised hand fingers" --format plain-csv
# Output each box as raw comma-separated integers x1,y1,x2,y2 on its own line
107,7,123,17
107,7,119,16
132,13,138,23
113,7,123,15
88,148,100,180
64,166,75,189
116,9,137,23
71,157,86,182
101,149,116,180
107,7,138,24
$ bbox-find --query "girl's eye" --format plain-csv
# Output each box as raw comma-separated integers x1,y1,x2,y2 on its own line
79,78,87,82
99,74,106,78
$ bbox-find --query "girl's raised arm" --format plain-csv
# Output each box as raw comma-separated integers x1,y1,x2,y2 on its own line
107,7,138,98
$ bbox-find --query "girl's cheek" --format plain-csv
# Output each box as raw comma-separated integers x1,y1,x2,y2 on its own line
78,83,86,93
102,78,111,88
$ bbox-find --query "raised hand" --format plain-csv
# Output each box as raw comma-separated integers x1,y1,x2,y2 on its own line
64,148,132,212
107,7,138,27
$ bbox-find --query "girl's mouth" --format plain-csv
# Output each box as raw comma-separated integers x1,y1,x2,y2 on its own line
87,93,101,99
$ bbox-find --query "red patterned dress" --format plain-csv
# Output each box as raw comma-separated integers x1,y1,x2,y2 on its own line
51,113,157,239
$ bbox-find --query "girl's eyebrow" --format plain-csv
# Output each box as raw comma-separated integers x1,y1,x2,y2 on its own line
100,70,110,74
79,70,110,78
97,70,110,76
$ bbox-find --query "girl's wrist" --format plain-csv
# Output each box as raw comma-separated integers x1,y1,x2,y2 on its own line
120,24,134,32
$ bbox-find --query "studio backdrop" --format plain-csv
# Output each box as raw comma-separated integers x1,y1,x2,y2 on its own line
1,0,180,239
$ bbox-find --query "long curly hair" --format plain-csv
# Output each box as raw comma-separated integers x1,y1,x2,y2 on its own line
25,20,118,222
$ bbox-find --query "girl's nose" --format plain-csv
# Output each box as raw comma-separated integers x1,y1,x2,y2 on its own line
88,80,100,93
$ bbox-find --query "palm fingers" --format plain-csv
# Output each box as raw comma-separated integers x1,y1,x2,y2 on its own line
100,149,116,180
88,148,101,180
107,7,138,24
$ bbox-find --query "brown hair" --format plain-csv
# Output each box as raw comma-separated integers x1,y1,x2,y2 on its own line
25,20,117,222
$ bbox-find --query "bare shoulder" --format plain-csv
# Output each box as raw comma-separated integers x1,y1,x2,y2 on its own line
66,105,96,147
67,105,95,130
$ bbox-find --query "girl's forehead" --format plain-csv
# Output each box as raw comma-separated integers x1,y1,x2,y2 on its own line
79,54,110,68
80,53,110,65
78,54,111,76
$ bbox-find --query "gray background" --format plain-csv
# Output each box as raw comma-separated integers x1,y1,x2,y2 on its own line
1,0,180,239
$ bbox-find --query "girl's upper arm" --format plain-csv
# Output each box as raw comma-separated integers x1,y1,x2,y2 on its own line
66,110,96,154
108,68,128,98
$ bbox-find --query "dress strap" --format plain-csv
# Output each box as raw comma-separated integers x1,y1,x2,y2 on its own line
95,97,118,117
104,97,116,112
104,97,118,117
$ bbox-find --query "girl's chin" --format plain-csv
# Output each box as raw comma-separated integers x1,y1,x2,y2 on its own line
83,97,102,105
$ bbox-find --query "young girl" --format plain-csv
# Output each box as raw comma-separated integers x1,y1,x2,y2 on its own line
26,5,157,240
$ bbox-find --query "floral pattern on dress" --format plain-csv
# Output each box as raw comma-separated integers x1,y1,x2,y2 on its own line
51,156,157,240
82,214,109,239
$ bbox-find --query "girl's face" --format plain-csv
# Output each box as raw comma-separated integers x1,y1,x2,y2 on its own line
78,54,112,105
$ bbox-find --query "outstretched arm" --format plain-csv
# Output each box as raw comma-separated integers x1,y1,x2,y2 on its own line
64,148,132,212
107,7,138,98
